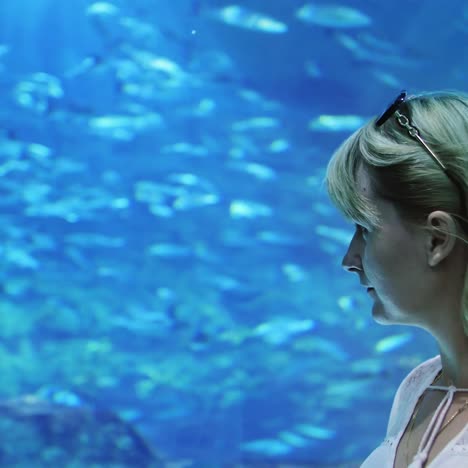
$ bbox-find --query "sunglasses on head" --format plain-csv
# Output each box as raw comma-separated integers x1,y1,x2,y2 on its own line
376,91,448,171
375,90,467,223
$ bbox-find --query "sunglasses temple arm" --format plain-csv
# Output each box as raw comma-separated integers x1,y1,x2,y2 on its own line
413,134,447,171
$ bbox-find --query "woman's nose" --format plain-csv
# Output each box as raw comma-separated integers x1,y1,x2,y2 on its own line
342,233,363,273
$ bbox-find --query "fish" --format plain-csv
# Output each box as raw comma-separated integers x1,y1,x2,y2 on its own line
309,114,367,132
229,200,273,218
64,55,104,79
4,246,40,269
13,73,64,114
231,116,280,131
227,161,277,180
293,337,349,361
257,231,302,246
124,48,185,81
65,233,125,248
295,423,335,440
174,193,220,211
88,112,163,140
86,2,120,18
27,143,53,161
371,69,402,88
167,173,213,189
296,4,371,28
134,181,184,204
148,243,192,258
282,263,306,282
278,430,310,448
241,438,292,456
335,32,423,68
161,142,208,157
210,5,288,34
375,333,412,353
253,317,315,345
351,358,386,378
4,278,32,297
268,139,290,153
119,16,159,43
337,295,359,313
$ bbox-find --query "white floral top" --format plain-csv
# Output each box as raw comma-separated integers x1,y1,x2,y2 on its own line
361,355,468,467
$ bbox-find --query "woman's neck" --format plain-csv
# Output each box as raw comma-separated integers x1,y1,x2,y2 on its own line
437,336,468,388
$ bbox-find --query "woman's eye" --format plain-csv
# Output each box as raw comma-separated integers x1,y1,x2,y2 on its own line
356,224,368,236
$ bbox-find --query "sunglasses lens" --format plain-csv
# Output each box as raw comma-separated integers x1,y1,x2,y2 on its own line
376,91,407,127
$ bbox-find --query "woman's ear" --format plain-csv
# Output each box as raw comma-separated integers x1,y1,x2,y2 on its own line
426,211,458,267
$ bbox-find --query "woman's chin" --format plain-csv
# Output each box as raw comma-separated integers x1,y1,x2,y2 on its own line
370,301,393,324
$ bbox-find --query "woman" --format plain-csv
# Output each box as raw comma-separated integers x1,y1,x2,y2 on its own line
325,91,468,467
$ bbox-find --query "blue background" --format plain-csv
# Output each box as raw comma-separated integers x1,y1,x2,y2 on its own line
0,0,462,465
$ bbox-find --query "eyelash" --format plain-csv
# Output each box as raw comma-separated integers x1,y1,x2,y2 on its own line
356,224,368,236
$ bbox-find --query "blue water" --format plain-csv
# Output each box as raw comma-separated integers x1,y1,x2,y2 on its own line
0,0,461,466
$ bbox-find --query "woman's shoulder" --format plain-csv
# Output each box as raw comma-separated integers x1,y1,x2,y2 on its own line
398,355,442,393
386,355,441,437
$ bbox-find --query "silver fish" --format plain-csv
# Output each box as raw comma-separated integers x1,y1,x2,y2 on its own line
297,3,371,28
211,5,288,34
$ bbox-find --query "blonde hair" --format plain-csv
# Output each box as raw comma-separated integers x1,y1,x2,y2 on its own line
325,91,468,333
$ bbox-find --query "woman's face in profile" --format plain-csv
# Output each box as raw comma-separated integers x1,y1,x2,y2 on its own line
342,166,431,326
